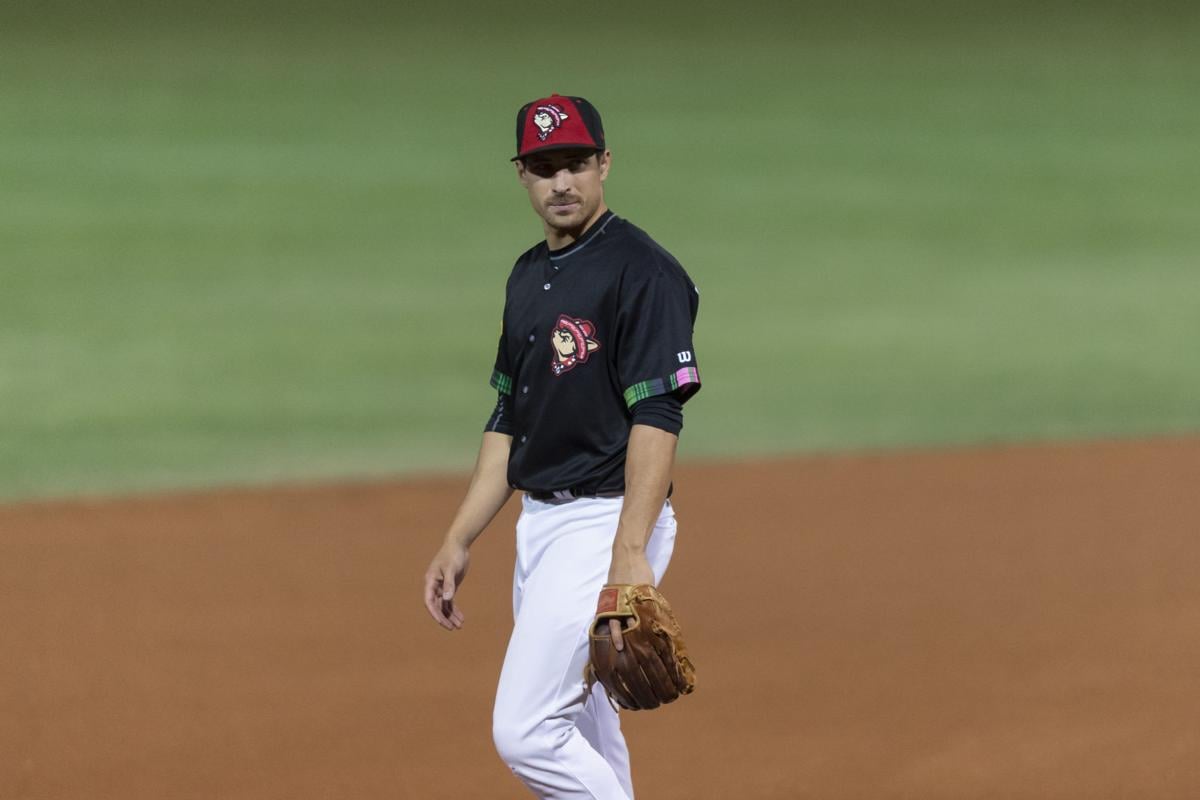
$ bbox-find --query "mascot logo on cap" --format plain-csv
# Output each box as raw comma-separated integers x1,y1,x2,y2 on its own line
550,314,600,375
533,104,570,141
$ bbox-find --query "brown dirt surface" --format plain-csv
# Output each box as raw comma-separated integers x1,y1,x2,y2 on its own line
3,437,1199,799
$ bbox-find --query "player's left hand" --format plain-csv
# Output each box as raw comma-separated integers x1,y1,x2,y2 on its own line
586,583,697,711
604,551,654,651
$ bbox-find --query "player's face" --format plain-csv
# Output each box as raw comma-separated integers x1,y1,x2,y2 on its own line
516,148,611,237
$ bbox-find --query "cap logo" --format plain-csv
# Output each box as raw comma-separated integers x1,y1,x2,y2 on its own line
533,104,570,141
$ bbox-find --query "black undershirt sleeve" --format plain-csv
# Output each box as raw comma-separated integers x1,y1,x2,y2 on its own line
484,392,514,435
630,393,684,436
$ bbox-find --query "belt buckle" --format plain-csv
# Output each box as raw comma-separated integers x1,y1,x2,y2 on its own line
551,489,574,501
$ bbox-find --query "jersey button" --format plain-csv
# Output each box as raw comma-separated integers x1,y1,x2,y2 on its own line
522,386,529,394
543,283,551,290
528,334,536,343
520,435,528,443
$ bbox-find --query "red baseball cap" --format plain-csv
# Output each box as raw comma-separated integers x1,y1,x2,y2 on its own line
513,94,606,161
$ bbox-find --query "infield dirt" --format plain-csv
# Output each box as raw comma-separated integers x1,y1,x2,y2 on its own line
3,438,1199,799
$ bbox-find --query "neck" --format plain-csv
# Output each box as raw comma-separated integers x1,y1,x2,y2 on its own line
544,203,609,250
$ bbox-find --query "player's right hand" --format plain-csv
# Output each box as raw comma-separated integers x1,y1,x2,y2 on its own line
423,543,470,631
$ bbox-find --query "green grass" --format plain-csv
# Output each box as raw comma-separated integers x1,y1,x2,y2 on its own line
2,1,1198,500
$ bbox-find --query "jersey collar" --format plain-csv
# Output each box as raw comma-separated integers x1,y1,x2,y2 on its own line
548,210,617,261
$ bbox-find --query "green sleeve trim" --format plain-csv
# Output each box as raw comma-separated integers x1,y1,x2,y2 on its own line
623,366,701,409
490,370,514,396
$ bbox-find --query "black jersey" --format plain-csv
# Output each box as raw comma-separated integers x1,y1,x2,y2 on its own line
486,210,701,495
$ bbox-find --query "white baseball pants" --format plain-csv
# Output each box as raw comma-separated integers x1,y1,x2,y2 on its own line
492,495,677,800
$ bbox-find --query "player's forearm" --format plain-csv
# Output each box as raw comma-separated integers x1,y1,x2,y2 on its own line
612,424,678,557
443,432,514,549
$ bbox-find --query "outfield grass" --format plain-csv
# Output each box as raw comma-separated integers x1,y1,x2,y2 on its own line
2,1,1198,500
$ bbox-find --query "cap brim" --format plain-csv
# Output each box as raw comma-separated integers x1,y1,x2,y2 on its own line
511,141,604,162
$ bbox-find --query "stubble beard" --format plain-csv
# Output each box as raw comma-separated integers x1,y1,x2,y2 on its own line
542,198,593,234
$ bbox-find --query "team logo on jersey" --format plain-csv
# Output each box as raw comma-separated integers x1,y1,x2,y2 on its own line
550,314,600,375
533,104,569,141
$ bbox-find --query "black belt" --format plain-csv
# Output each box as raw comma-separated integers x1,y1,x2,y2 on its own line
526,488,624,502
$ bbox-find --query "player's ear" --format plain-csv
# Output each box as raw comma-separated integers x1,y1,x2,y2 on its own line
597,150,611,181
513,157,537,188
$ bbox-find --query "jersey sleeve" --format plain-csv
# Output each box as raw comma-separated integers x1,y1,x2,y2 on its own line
489,322,514,396
616,260,702,409
485,283,515,432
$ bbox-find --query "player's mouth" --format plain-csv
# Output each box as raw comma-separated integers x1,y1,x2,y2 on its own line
549,201,580,214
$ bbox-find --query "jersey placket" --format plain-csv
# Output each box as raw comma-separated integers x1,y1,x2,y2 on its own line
514,253,568,450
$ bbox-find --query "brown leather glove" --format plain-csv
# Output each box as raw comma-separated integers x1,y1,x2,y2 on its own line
586,583,696,711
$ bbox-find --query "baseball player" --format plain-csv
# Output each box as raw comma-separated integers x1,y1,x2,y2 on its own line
422,93,702,800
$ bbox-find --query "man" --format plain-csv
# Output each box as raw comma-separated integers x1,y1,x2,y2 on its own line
422,93,702,800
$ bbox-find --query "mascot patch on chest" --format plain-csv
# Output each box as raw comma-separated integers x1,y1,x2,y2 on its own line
551,314,601,376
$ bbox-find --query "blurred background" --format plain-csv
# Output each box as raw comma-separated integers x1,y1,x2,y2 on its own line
3,0,1197,502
